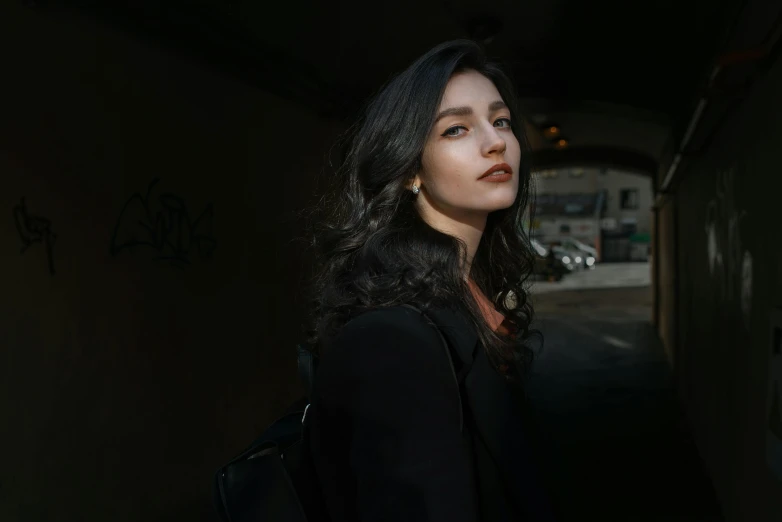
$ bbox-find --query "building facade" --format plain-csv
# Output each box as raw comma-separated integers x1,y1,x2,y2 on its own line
530,167,653,261
598,168,654,237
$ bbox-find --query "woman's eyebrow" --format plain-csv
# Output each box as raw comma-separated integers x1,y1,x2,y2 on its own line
434,100,508,123
435,106,472,123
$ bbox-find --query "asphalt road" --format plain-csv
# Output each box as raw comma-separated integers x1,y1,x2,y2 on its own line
523,275,724,522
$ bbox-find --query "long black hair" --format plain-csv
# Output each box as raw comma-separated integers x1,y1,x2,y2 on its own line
305,39,539,378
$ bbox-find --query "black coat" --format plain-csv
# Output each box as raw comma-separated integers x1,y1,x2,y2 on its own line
308,304,556,522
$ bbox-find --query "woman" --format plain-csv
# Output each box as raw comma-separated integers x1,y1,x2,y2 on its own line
305,40,554,521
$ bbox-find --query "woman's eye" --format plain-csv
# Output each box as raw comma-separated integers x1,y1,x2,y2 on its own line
495,118,512,128
443,125,467,137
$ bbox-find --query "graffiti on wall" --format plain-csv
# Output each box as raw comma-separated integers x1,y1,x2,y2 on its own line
13,197,56,275
704,167,752,326
110,178,216,268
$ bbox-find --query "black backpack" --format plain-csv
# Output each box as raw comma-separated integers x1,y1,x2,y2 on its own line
212,306,463,522
212,343,328,522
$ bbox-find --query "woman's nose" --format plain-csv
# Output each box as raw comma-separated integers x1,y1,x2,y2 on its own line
482,126,507,156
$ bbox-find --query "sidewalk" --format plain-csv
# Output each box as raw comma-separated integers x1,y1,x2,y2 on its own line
530,261,651,294
524,285,723,522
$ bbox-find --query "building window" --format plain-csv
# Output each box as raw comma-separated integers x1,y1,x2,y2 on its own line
569,168,584,178
540,169,559,179
620,188,639,210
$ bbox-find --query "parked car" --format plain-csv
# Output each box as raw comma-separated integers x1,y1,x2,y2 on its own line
530,238,571,280
547,242,584,271
551,239,596,270
558,238,598,268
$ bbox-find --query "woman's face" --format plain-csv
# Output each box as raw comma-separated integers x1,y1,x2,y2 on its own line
415,69,521,220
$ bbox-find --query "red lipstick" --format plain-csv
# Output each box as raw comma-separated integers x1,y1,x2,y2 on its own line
478,162,513,182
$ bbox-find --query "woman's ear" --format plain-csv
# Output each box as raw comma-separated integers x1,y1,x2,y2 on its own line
405,175,421,192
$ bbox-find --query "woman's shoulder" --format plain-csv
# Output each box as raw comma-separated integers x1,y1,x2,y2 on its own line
341,305,429,332
318,305,447,380
334,305,438,351
314,305,461,414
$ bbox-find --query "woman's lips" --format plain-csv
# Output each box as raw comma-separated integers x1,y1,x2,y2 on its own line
479,172,513,182
478,162,513,182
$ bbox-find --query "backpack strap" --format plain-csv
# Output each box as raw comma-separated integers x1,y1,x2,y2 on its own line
401,304,465,433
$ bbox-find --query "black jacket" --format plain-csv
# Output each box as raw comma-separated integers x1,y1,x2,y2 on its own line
309,304,555,522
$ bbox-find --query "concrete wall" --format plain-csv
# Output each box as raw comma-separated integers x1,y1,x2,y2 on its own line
659,45,782,521
0,4,341,521
656,199,677,365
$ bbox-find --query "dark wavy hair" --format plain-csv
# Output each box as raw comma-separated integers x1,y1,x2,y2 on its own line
305,39,539,379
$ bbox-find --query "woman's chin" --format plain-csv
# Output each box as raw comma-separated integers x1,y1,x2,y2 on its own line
483,192,518,212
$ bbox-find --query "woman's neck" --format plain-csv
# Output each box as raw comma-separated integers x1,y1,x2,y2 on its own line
460,221,484,277
417,204,487,276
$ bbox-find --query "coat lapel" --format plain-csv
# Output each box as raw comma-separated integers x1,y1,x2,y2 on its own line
427,305,555,521
426,305,479,370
